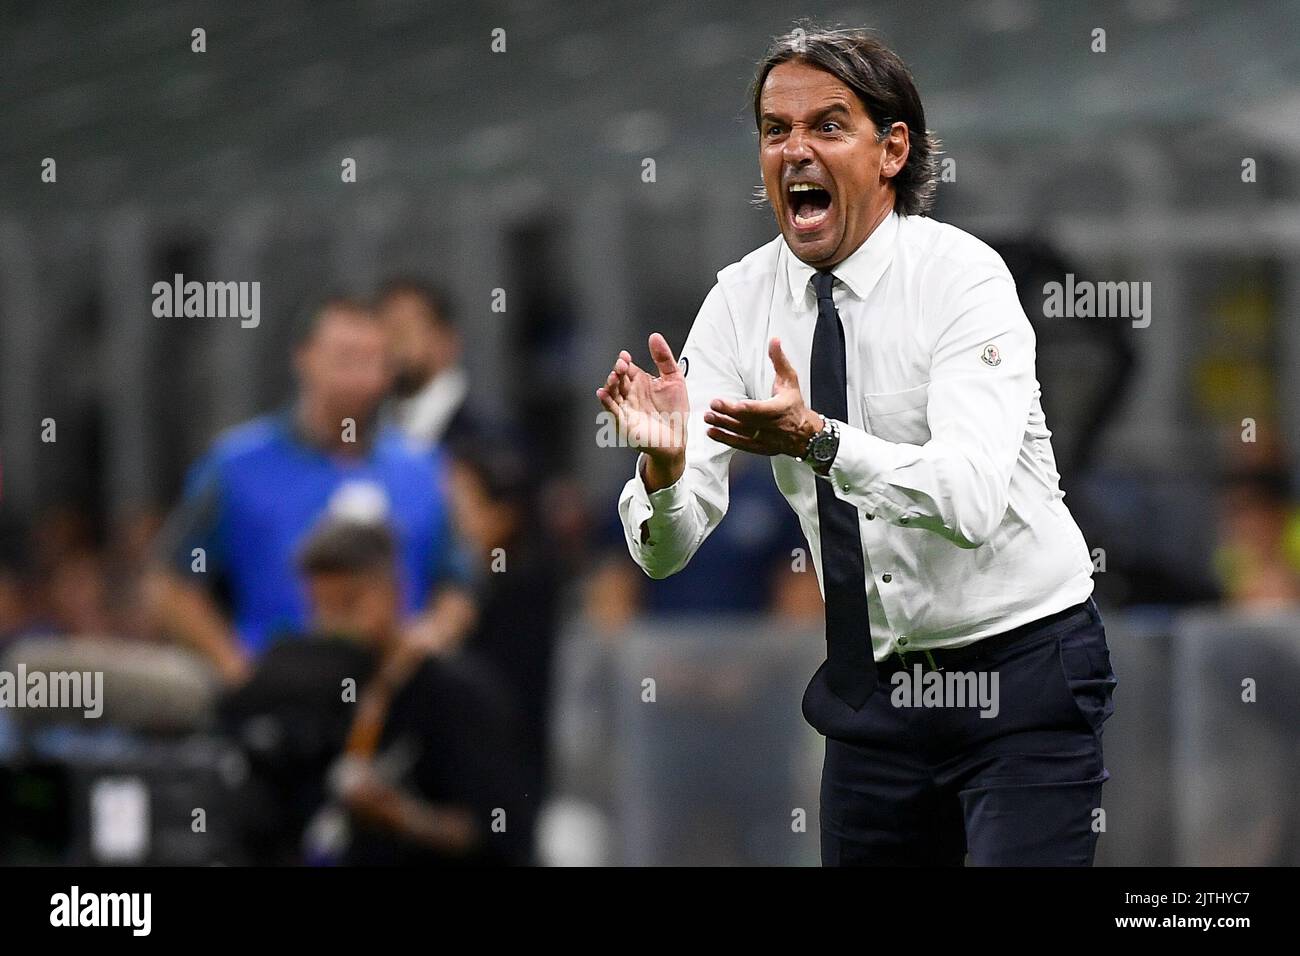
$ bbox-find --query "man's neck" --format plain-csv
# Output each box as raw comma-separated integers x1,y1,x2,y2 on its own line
295,399,373,456
408,363,458,396
822,198,895,270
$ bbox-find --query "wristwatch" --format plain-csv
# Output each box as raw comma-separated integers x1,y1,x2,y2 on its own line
798,415,840,475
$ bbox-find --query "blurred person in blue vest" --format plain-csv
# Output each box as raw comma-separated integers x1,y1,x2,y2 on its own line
146,296,478,685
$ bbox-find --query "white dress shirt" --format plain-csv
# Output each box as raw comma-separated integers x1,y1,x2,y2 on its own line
391,366,469,448
618,211,1094,660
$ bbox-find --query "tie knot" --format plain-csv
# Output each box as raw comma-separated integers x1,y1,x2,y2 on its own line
812,271,836,302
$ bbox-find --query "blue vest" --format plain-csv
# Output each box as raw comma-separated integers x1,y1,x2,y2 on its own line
175,412,452,654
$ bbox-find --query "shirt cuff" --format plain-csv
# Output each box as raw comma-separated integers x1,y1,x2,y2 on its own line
825,420,908,521
625,453,690,548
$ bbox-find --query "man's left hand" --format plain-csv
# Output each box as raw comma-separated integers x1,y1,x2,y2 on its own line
703,337,823,458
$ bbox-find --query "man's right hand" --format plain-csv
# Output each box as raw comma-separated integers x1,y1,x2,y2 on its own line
596,333,689,492
144,569,252,687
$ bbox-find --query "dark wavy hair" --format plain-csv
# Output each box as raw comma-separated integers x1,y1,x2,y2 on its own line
297,516,397,577
750,24,941,216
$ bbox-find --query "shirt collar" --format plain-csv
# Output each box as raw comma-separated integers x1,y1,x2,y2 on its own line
390,366,469,447
784,209,900,309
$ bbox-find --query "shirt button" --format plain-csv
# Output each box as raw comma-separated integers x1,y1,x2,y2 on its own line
900,515,910,525
898,635,909,647
841,482,851,492
881,573,892,583
865,513,875,520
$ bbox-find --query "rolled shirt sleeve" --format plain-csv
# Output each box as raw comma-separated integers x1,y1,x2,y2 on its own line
825,260,1036,549
617,283,745,579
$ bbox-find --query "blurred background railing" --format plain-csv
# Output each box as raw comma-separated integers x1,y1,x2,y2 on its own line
3,606,1297,865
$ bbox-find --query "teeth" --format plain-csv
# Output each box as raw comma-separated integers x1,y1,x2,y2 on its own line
788,183,823,192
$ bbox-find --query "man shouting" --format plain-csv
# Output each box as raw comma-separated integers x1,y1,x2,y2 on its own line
596,26,1116,866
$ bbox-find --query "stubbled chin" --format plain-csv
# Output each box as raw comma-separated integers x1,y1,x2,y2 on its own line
783,228,838,265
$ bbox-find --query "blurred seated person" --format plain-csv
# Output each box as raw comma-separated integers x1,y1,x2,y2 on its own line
43,549,114,637
146,297,477,685
0,560,32,647
1,508,115,641
3,548,113,641
219,516,525,866
1215,467,1300,610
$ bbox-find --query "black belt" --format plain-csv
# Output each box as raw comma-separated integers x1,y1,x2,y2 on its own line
875,598,1094,677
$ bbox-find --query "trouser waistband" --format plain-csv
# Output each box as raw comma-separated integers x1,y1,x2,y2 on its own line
876,598,1095,677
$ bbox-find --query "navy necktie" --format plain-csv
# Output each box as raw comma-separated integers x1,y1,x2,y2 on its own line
809,271,875,708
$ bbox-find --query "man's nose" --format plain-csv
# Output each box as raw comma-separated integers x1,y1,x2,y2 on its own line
782,127,815,164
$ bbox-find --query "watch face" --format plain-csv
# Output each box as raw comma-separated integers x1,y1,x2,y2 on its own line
811,434,834,462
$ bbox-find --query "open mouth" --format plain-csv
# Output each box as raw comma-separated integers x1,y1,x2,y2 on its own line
787,182,833,232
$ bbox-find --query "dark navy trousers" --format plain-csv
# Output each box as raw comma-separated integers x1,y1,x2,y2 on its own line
804,597,1117,866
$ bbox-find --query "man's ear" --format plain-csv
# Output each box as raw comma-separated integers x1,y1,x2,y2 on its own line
882,121,910,180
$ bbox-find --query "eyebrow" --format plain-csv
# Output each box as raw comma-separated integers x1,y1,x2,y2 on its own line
760,103,853,127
